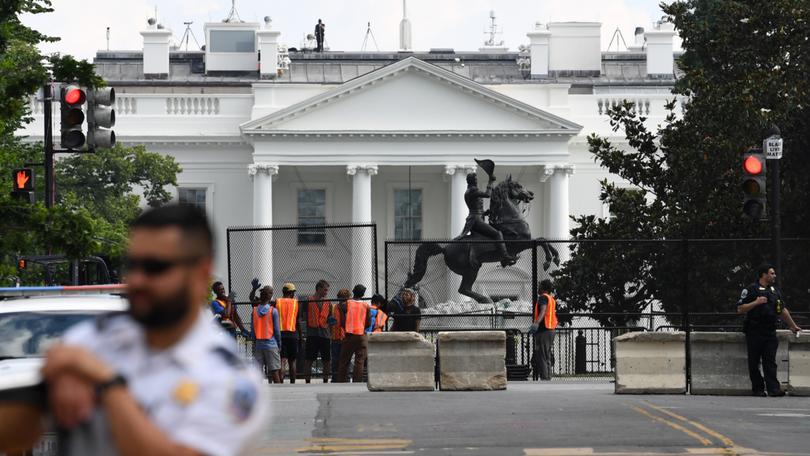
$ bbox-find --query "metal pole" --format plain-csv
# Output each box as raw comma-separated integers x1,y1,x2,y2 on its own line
682,238,691,391
373,223,379,294
226,228,232,294
43,83,55,208
771,157,782,282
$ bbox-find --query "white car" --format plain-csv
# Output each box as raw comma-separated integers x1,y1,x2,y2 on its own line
0,287,126,455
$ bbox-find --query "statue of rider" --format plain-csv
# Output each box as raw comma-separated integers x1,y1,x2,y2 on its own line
461,172,517,266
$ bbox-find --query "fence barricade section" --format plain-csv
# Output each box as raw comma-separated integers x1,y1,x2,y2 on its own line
438,331,507,391
614,331,686,394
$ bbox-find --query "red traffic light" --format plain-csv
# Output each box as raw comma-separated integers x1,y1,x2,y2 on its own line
744,156,763,175
12,168,34,191
64,86,86,105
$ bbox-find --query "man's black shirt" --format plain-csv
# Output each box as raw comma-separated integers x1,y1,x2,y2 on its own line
737,282,785,333
391,305,421,332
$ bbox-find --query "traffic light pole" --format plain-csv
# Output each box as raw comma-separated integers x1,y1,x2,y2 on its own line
770,157,781,279
43,83,55,208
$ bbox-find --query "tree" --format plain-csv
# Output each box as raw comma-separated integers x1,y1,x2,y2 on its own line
0,1,181,284
554,0,810,324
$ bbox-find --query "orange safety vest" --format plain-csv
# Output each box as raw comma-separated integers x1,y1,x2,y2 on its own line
534,293,558,330
331,303,345,341
277,297,299,332
345,300,368,336
252,306,274,340
371,306,388,332
307,298,331,329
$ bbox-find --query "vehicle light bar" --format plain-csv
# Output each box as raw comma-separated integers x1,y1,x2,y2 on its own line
0,284,127,297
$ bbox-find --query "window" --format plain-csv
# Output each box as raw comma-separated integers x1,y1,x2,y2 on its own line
298,189,326,245
178,188,206,212
394,189,422,240
209,30,255,52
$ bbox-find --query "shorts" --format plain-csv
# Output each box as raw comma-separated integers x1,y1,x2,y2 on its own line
254,347,281,371
306,336,332,362
280,335,298,359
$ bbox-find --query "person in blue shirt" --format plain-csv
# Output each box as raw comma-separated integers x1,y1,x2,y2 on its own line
249,278,282,383
210,281,246,338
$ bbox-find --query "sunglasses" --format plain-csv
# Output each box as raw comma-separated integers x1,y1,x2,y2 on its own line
124,256,201,277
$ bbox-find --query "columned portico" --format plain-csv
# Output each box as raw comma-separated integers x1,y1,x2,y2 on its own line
347,164,378,292
249,162,278,284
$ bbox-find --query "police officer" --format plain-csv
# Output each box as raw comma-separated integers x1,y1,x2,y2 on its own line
1,205,268,455
737,264,801,397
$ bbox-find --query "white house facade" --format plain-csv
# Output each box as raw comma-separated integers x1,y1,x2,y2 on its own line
20,19,681,300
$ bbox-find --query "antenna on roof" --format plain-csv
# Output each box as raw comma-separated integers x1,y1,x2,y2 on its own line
483,10,504,47
224,0,243,23
179,21,201,51
106,26,110,51
361,21,379,52
607,27,629,52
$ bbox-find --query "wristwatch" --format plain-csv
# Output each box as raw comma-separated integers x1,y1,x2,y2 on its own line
96,373,127,396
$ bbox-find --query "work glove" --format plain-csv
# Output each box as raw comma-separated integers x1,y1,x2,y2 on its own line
251,278,261,290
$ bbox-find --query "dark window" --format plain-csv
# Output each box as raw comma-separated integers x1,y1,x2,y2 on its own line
298,189,326,245
394,189,422,240
209,30,255,52
178,188,206,212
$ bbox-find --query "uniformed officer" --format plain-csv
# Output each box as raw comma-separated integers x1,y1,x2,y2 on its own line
737,263,801,397
2,205,268,455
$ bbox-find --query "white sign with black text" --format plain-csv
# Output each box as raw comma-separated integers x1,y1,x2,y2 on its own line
764,136,783,159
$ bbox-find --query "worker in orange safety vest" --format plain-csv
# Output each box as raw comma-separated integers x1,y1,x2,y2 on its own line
302,279,332,383
531,279,558,381
336,284,372,383
277,283,300,383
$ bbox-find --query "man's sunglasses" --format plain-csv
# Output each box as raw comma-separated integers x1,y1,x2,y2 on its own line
124,256,201,276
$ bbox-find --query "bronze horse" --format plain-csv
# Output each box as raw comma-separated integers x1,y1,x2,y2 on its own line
404,176,560,303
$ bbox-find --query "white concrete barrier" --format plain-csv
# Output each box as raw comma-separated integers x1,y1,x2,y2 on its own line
367,332,435,392
613,331,686,394
689,331,790,395
788,333,810,396
438,331,506,391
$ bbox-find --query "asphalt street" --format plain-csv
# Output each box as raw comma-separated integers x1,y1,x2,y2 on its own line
253,382,810,456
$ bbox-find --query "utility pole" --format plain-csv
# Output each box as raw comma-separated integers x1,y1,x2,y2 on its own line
764,125,783,279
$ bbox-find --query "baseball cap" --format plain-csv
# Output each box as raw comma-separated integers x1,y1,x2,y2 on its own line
282,282,296,292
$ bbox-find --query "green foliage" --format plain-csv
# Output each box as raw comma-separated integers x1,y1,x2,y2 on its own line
554,0,810,321
0,1,181,284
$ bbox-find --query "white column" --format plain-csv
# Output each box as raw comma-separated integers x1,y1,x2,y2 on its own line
347,164,378,292
543,164,574,265
444,165,475,302
249,163,278,286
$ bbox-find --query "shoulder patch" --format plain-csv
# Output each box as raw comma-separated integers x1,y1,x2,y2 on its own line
739,288,748,299
229,377,257,422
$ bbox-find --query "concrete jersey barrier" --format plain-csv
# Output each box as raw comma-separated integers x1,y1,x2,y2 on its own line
438,331,506,391
788,333,810,396
613,331,686,394
690,331,790,395
367,331,435,391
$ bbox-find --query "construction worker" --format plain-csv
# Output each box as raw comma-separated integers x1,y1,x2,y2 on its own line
250,282,282,384
277,283,300,383
329,288,350,382
302,280,332,383
531,279,558,381
210,282,247,338
336,284,372,383
367,294,388,333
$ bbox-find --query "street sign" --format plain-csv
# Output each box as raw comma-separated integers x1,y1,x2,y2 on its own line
764,136,783,159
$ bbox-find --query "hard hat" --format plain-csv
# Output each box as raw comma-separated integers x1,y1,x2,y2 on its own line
282,282,296,292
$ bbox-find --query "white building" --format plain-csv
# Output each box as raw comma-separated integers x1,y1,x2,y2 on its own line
21,18,681,301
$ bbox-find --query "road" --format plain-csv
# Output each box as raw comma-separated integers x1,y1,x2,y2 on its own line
253,381,810,456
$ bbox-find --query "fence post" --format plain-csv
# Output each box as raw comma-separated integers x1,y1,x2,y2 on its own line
226,228,232,293
531,240,538,311
682,238,691,391
384,240,389,299
372,223,379,294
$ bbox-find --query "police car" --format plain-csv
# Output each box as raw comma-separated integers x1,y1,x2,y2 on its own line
0,285,126,455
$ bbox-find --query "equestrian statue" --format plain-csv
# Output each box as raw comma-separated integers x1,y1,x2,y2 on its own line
404,159,560,303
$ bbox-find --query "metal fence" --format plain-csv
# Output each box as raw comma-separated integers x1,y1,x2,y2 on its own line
227,223,378,327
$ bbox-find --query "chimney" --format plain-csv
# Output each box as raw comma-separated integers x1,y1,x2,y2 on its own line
547,22,601,76
526,22,551,78
627,27,645,52
140,19,172,79
257,20,281,79
645,21,676,77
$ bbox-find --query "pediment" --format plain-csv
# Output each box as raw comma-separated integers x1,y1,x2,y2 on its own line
241,57,582,137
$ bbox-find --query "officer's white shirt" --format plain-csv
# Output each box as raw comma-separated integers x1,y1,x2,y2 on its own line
60,308,269,456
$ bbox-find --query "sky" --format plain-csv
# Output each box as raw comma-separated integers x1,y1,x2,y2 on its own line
22,0,671,60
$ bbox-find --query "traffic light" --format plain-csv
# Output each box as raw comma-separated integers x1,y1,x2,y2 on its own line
742,148,767,220
17,257,27,271
60,85,86,149
11,168,35,203
87,87,116,149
